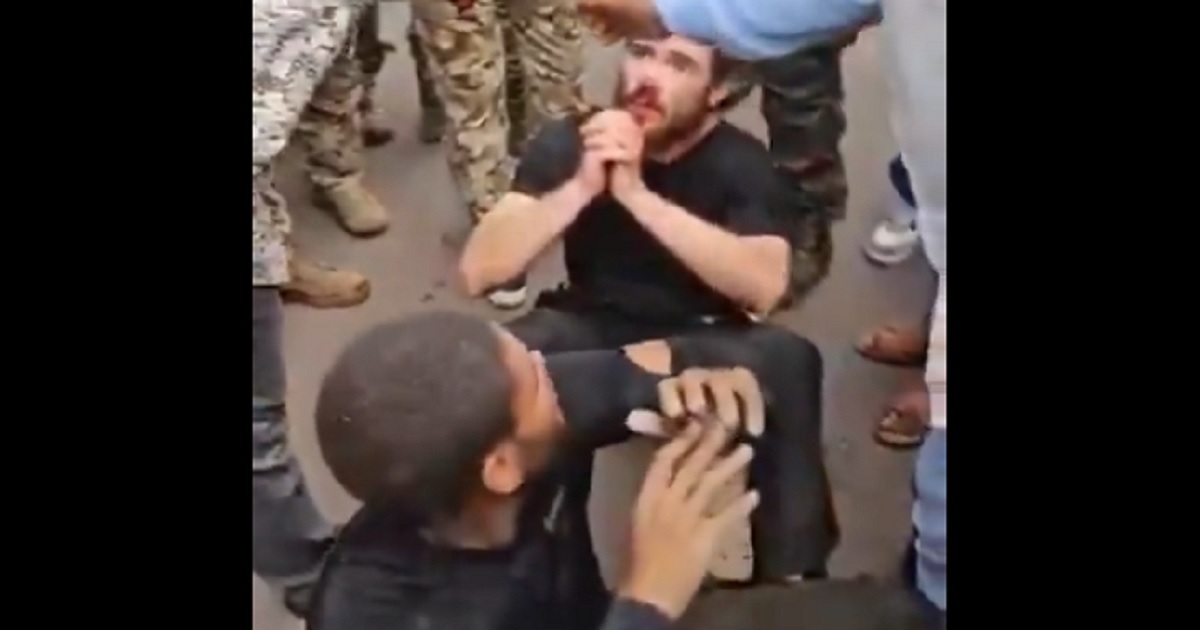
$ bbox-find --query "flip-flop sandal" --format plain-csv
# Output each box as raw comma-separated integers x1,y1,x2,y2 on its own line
873,405,926,448
856,325,928,367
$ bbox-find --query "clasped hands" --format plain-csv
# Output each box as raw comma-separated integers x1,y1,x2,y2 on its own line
568,109,648,203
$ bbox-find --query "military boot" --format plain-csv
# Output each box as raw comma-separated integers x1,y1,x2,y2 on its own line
409,29,445,144
281,256,371,309
311,175,389,237
362,110,396,148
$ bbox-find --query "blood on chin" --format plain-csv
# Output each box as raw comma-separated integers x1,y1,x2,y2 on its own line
623,84,663,129
627,104,663,128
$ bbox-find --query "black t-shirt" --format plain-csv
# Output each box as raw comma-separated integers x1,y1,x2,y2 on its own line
512,118,793,324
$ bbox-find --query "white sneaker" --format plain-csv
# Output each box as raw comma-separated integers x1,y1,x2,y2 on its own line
864,217,920,266
486,278,527,310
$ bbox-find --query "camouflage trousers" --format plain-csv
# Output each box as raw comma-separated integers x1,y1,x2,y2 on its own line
405,8,530,148
406,19,441,111
731,45,848,303
356,3,397,117
294,28,365,188
411,0,584,220
352,8,446,118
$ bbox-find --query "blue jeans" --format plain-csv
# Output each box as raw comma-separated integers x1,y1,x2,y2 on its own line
913,428,946,610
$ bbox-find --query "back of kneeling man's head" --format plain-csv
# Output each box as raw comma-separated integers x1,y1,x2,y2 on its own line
315,311,516,515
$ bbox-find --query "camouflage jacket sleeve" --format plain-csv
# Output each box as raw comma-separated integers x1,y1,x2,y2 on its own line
251,0,369,286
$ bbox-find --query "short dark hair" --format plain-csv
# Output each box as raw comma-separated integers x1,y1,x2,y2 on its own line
711,50,745,85
712,50,754,112
314,311,515,514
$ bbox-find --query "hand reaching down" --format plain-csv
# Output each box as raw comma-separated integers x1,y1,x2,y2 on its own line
619,422,759,620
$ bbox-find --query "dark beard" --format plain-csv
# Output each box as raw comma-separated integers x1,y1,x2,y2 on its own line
612,79,712,152
644,102,709,152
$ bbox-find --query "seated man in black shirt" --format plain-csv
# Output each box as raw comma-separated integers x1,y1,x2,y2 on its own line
459,35,834,587
307,312,771,630
460,34,791,325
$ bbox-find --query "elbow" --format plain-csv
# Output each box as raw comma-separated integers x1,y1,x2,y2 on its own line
458,241,493,297
458,226,508,297
744,246,791,316
746,271,790,317
459,251,524,298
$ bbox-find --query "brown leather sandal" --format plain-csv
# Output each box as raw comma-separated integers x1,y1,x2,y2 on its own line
873,388,930,449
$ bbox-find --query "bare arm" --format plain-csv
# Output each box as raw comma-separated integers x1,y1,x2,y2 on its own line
459,184,592,296
459,117,603,296
621,188,790,316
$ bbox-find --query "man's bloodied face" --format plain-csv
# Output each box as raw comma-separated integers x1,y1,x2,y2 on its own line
478,327,567,498
613,35,729,148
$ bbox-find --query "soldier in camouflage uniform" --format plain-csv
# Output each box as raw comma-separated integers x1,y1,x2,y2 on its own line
294,24,391,241
759,44,848,304
355,2,401,147
496,0,534,155
410,0,585,222
351,4,448,147
402,7,530,148
253,0,368,617
408,16,449,144
725,44,849,307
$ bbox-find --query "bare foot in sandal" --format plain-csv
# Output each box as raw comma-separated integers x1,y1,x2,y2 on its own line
874,386,930,449
856,324,928,366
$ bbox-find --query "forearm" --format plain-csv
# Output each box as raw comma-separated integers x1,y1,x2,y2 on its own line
459,185,590,295
597,599,673,630
622,189,787,314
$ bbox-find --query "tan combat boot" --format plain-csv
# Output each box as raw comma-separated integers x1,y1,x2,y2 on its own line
281,256,371,309
312,175,390,237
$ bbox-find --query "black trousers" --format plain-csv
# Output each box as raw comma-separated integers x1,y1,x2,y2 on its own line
678,579,943,630
507,304,838,593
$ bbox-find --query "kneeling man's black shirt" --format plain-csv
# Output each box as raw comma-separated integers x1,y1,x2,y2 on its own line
512,118,794,323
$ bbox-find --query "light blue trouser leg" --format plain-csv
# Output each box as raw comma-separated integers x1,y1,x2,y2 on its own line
913,427,946,610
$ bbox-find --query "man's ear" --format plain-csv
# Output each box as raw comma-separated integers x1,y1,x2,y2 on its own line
481,441,526,496
708,84,731,111
713,64,756,112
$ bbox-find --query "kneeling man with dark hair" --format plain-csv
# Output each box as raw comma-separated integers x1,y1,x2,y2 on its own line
306,311,774,630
